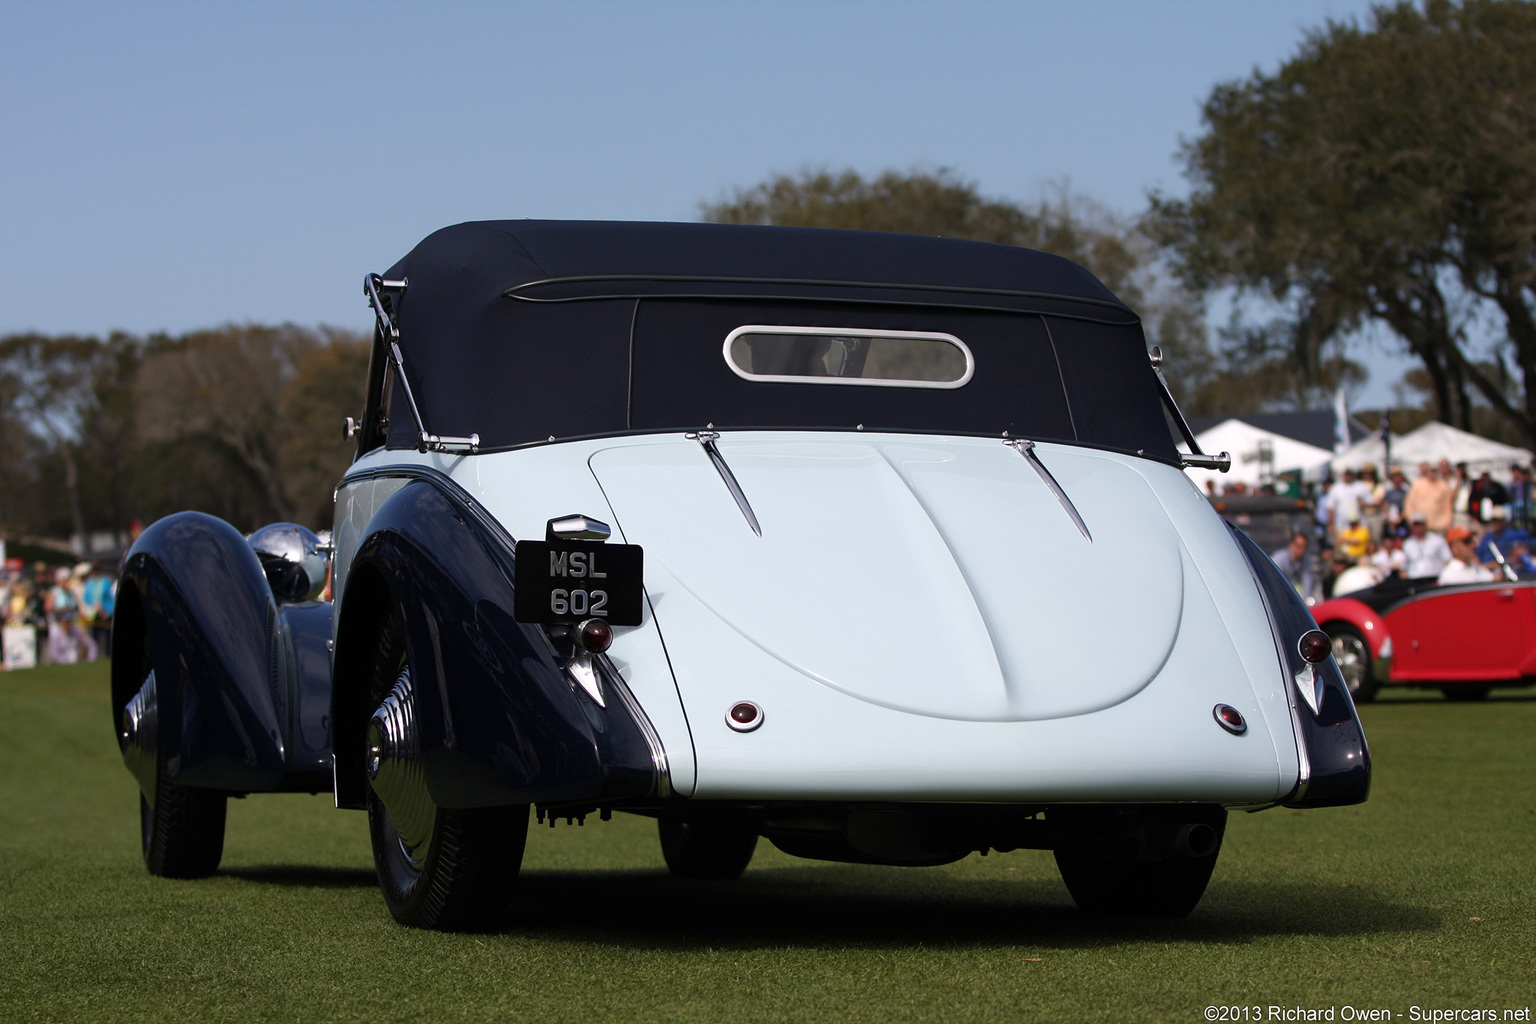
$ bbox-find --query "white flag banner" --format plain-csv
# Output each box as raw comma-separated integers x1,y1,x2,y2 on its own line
1333,388,1350,455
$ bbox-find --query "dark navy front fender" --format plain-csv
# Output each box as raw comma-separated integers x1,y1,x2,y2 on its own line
114,512,287,792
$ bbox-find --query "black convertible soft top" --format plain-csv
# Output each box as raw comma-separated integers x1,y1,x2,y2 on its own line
375,220,1178,461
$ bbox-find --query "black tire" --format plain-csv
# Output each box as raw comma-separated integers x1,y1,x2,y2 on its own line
1053,808,1226,918
659,816,759,879
365,608,528,931
135,646,226,879
1441,685,1491,701
1327,625,1378,703
141,760,227,878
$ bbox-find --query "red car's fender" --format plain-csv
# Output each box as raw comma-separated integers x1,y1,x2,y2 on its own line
1311,596,1390,658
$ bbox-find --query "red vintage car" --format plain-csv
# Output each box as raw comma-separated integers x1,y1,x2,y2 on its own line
1311,575,1536,701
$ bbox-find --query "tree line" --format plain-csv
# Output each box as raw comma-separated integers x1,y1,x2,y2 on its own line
0,327,368,548
4,0,1531,547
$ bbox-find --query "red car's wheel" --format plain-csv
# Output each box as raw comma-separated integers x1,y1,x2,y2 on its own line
1326,625,1378,703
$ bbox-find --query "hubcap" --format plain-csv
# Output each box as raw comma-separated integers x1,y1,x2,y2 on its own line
1331,633,1368,694
122,670,159,801
367,666,435,871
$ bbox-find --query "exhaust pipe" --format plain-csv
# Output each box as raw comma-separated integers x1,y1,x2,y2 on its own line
1173,822,1219,859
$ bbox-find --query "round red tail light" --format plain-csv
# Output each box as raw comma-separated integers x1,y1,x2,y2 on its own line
1298,629,1332,664
726,701,763,732
1213,704,1247,735
577,618,612,653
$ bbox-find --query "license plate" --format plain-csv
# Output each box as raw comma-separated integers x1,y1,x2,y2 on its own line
513,540,644,626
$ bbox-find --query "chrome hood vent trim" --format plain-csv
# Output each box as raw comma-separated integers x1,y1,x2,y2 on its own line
1007,438,1091,542
687,430,762,537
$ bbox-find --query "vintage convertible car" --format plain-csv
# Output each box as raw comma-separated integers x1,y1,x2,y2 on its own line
112,220,1369,930
1313,573,1536,702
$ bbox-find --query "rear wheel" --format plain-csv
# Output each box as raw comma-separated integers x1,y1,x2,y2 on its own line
659,816,759,879
1327,625,1378,703
1441,685,1491,701
1053,808,1226,918
365,608,528,930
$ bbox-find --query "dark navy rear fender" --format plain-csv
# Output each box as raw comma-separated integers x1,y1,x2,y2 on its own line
1229,526,1371,807
332,477,659,811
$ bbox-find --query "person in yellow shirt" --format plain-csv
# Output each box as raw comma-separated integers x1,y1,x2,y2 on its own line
1337,516,1371,561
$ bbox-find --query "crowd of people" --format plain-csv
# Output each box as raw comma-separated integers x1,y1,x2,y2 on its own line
1271,459,1535,601
1,559,116,668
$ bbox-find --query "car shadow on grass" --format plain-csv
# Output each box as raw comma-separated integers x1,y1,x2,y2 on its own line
221,865,377,889
498,866,1439,949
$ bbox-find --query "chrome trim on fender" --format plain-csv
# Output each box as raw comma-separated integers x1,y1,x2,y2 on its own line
566,652,606,707
1293,663,1322,716
594,655,672,798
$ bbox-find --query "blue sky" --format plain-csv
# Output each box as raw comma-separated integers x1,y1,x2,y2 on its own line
1,0,1414,403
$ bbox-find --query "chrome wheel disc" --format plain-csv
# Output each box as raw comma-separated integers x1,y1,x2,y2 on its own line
1331,633,1368,695
367,665,435,872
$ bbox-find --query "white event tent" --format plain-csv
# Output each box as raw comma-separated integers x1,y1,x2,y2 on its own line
1185,417,1335,489
1330,421,1533,481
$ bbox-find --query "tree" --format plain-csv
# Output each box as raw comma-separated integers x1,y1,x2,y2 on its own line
133,326,309,523
0,334,114,550
132,324,367,529
703,168,1213,396
1186,318,1367,417
2,325,371,545
279,329,371,527
1149,0,1536,443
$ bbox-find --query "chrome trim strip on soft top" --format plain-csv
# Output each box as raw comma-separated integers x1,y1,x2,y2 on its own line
1007,439,1091,543
503,273,1142,323
685,430,763,537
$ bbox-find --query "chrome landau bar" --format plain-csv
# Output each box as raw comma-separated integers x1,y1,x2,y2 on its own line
1149,345,1231,473
365,273,480,455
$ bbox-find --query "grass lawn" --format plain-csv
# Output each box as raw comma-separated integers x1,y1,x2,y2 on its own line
1,662,1532,1023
